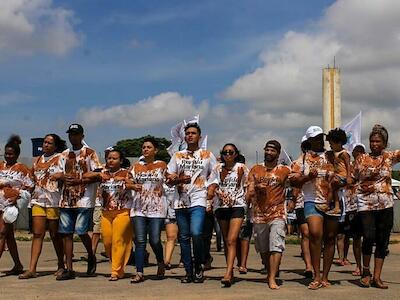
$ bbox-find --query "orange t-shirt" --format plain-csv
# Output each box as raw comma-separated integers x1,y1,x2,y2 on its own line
248,164,291,224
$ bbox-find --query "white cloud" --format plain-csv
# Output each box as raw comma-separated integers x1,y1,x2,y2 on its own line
78,92,209,128
221,0,400,155
0,0,81,57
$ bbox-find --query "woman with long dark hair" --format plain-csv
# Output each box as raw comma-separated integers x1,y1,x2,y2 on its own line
0,135,34,275
19,134,67,279
354,125,399,289
207,143,248,287
130,137,167,283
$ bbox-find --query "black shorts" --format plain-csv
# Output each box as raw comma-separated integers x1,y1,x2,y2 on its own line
295,208,306,225
338,211,361,236
215,207,245,221
346,211,362,238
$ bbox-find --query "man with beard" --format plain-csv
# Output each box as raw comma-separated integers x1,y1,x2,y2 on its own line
246,140,291,290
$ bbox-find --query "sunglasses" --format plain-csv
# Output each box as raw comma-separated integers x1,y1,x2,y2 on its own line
222,150,235,156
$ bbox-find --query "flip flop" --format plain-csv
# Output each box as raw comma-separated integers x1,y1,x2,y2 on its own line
321,280,331,288
352,269,361,276
308,281,323,290
238,267,248,274
108,276,119,282
18,271,37,279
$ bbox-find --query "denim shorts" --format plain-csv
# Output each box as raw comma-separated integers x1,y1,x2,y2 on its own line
59,208,94,235
303,201,324,219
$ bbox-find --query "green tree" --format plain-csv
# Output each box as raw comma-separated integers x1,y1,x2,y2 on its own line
114,135,172,163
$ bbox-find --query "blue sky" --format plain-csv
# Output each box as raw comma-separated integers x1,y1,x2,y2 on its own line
1,0,400,161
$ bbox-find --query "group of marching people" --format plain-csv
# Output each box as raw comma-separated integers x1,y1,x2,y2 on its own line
0,121,398,290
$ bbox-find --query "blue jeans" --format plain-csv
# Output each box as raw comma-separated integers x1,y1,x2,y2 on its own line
175,206,206,274
59,208,94,235
132,216,165,273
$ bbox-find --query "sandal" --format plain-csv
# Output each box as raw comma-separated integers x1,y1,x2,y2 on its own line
352,269,361,276
54,268,65,277
360,268,371,288
308,281,323,290
321,280,331,288
18,271,37,279
221,277,233,288
108,276,119,282
238,266,247,274
130,273,144,284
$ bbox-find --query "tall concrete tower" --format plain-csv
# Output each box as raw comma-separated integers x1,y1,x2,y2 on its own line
322,67,341,133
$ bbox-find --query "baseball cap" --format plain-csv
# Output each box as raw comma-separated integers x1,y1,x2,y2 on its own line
264,140,281,153
301,135,308,143
305,126,323,139
66,123,84,134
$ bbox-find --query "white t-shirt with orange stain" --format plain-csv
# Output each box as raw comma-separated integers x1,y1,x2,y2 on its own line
290,151,334,205
207,162,249,210
167,149,217,209
0,162,34,211
97,168,133,211
130,160,168,218
60,146,102,208
31,153,65,208
248,164,291,224
354,150,400,212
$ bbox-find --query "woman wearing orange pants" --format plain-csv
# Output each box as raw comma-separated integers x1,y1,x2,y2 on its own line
91,149,133,281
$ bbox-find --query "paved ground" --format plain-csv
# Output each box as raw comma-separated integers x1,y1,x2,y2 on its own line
1,235,400,300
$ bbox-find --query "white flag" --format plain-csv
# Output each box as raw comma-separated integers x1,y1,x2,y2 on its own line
278,148,292,166
342,111,362,151
167,115,207,156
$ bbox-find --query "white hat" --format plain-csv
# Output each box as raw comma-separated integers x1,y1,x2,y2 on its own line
2,205,19,224
305,126,324,139
352,143,366,151
301,135,308,143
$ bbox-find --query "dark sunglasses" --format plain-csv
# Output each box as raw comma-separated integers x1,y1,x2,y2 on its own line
222,150,235,156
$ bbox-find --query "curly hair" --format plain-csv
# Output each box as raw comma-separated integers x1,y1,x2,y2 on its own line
369,124,388,148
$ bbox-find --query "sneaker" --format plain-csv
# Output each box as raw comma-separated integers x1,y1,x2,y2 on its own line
193,268,205,283
87,255,97,275
56,269,75,281
180,273,193,283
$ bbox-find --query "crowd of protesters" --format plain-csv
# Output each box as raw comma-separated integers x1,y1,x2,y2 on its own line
0,122,398,290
